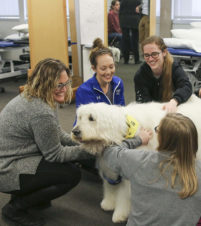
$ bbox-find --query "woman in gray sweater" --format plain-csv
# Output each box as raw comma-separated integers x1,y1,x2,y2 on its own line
0,58,91,226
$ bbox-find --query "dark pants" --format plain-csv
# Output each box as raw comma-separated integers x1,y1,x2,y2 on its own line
75,157,97,175
108,33,122,44
6,159,81,209
122,27,139,63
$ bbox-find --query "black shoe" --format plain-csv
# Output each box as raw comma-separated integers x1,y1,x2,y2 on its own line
2,202,46,226
135,60,142,65
11,194,51,210
32,201,52,210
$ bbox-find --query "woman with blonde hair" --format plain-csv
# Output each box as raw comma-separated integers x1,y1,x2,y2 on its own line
0,58,91,226
134,35,192,113
103,113,201,225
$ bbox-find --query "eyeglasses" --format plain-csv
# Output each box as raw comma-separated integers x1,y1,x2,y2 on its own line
143,52,161,59
154,126,159,133
56,80,72,90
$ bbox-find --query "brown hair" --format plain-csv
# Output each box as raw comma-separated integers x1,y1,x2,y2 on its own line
141,36,174,101
23,58,72,108
89,38,113,68
157,113,198,198
110,0,119,10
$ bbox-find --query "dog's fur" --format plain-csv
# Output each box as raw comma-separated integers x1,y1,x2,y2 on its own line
109,46,121,63
71,94,201,223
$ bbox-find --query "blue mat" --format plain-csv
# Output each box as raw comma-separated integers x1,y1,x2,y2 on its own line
0,41,20,48
168,47,201,57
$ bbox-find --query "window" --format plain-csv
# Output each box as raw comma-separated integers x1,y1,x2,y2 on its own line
23,0,28,20
66,0,70,18
0,0,19,18
156,0,160,17
173,0,201,22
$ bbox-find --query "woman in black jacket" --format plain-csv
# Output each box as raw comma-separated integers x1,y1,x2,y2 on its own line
134,36,192,112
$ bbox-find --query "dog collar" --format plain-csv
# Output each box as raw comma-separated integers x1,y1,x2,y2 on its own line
125,115,139,138
103,174,122,185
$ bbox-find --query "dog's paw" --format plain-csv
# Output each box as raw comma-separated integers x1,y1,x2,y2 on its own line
100,199,115,211
112,210,128,223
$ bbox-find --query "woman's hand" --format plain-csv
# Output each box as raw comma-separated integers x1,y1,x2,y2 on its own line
138,128,153,145
162,99,178,113
136,5,140,13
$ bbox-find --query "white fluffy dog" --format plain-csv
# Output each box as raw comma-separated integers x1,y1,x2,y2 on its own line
71,94,201,223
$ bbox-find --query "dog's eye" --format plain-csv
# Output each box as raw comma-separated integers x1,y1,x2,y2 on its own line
89,114,95,121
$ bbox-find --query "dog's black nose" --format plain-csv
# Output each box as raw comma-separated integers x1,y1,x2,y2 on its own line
72,128,81,137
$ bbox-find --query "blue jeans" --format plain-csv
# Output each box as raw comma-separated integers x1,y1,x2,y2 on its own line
108,33,123,51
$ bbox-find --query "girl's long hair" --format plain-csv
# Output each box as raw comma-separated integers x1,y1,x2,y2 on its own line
23,58,72,108
141,36,174,101
157,113,198,199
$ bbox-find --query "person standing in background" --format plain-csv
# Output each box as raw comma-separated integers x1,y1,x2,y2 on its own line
108,0,122,49
119,0,142,64
139,0,150,44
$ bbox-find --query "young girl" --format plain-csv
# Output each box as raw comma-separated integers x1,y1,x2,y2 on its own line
103,113,201,226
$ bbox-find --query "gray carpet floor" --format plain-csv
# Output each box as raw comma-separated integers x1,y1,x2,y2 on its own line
0,59,140,226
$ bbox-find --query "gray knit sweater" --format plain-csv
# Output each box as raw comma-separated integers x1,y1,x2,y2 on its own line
0,94,89,192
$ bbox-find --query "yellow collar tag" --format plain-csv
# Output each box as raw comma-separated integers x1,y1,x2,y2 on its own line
125,115,139,138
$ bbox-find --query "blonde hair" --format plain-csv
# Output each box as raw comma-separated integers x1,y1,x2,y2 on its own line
23,58,72,108
157,113,198,199
141,36,174,101
89,38,113,68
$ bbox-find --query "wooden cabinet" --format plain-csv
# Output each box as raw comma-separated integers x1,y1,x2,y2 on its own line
27,0,69,72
